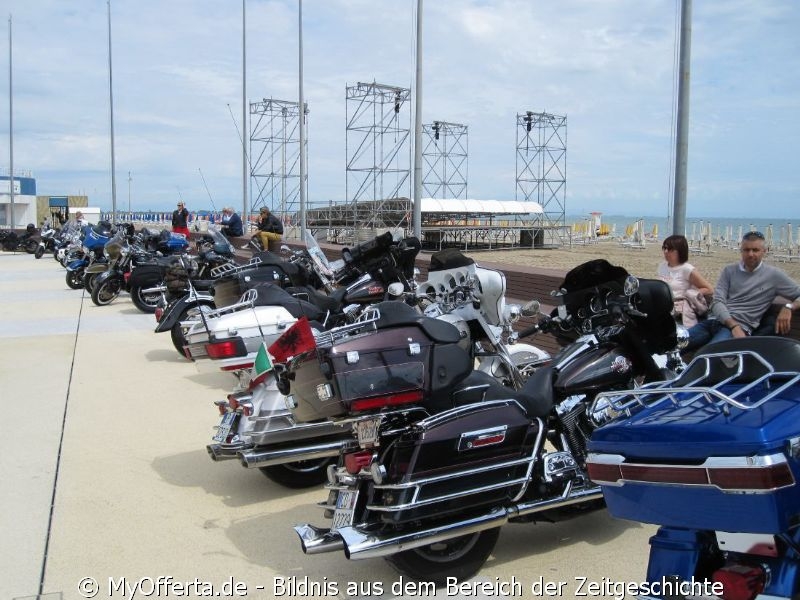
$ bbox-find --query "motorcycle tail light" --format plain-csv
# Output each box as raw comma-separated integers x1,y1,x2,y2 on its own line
344,451,373,475
227,395,240,411
351,390,423,412
215,400,227,416
712,564,765,600
206,338,247,359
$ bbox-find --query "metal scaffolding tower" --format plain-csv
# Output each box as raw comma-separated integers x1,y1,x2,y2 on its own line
422,121,468,200
249,98,308,226
345,82,411,236
516,110,567,246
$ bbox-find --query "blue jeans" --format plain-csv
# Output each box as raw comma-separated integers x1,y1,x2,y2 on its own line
685,319,732,351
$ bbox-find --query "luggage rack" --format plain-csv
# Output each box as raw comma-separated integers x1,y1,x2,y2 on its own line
210,256,262,278
201,288,260,320
312,307,383,349
593,349,800,416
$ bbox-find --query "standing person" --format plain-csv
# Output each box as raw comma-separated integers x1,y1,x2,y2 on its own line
685,231,800,350
220,207,243,238
256,207,283,250
172,201,191,237
657,234,713,327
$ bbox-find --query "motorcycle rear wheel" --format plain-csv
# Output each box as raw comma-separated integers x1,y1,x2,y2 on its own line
91,278,121,306
65,269,84,290
259,458,332,489
170,304,213,357
130,282,162,313
385,527,501,585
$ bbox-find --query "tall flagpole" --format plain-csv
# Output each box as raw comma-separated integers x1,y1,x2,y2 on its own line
107,0,118,225
672,0,691,236
411,0,423,238
8,15,14,228
242,0,248,226
298,0,307,241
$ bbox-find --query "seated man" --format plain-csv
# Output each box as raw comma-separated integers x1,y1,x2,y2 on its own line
220,206,243,238
256,207,283,249
685,231,800,351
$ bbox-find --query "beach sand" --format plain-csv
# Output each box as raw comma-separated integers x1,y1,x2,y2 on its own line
468,239,800,287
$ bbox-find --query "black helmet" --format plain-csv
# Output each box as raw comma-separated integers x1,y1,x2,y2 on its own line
26,223,36,233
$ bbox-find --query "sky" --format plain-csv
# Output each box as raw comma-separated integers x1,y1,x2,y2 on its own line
1,0,798,219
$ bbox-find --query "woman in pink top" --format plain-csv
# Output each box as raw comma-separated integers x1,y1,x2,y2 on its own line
657,234,713,327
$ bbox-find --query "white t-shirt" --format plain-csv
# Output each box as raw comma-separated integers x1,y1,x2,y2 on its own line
657,261,695,301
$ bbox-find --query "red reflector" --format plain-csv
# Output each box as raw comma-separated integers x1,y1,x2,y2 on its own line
708,463,795,491
344,451,372,475
155,308,164,321
621,464,710,486
206,340,245,359
351,390,423,412
587,462,623,484
227,395,240,411
713,564,765,600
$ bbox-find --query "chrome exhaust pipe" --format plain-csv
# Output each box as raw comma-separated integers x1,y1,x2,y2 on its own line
339,508,510,560
512,483,604,519
295,524,345,554
238,439,346,469
140,284,167,294
206,443,247,462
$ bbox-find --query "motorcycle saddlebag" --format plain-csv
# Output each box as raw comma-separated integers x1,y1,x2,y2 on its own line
212,266,296,308
588,338,800,534
373,400,539,523
288,306,472,423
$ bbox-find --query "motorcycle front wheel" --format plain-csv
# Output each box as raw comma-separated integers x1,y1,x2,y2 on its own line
91,278,122,306
385,527,501,585
65,269,84,290
34,245,45,259
259,458,333,489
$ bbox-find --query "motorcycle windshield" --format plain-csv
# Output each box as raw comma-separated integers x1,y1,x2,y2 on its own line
204,224,235,255
304,230,338,278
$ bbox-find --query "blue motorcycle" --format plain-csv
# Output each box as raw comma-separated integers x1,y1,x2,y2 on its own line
587,336,800,600
65,223,113,290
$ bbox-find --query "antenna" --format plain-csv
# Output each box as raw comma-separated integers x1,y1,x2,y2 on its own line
198,168,217,212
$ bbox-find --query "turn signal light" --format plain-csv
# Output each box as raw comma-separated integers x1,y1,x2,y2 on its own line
712,564,765,600
155,307,164,322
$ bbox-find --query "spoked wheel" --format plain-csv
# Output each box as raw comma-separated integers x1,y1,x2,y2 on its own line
65,269,84,290
385,527,501,585
130,282,163,313
91,278,122,306
170,304,213,357
259,458,333,489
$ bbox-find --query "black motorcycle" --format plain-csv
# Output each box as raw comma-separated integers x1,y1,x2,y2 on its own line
276,259,683,583
1,224,39,254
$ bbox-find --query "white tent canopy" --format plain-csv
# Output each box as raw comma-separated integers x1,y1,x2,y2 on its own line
419,198,544,215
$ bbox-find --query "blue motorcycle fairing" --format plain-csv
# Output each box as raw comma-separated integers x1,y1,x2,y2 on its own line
66,258,89,272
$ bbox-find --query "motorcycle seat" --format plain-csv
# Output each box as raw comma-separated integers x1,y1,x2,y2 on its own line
192,280,215,292
252,283,326,322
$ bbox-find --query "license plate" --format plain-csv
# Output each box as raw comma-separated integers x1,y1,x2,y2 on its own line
331,489,359,531
355,417,381,447
213,411,239,443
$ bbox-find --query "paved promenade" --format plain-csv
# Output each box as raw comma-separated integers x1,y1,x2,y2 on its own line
0,252,655,600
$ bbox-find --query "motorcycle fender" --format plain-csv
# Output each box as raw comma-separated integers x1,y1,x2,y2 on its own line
66,258,88,272
554,344,636,395
85,263,110,274
155,295,214,332
92,270,120,289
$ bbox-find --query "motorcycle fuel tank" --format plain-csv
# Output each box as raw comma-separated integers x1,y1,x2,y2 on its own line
553,342,635,396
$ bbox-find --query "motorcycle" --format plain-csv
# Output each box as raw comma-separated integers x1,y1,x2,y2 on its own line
0,224,39,254
90,226,158,306
65,223,114,290
278,259,681,583
34,225,58,259
587,336,800,600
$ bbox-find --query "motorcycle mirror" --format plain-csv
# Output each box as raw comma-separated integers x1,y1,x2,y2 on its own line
521,299,541,317
387,282,405,298
675,324,690,349
624,275,640,296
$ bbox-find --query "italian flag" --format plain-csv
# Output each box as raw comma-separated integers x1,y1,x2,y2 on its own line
250,343,273,387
